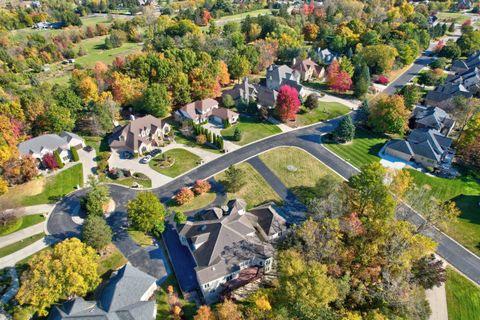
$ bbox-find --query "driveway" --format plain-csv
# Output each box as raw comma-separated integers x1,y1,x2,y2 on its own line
108,149,173,188
78,148,97,184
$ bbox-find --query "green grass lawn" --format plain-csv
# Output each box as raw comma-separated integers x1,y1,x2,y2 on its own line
172,129,222,154
167,192,216,212
446,267,480,320
127,229,153,247
0,214,45,237
215,162,282,209
214,9,271,23
302,81,354,99
437,12,471,24
0,233,45,258
294,102,351,127
150,149,201,178
323,128,388,169
103,175,152,188
221,117,281,145
259,146,342,202
97,244,128,276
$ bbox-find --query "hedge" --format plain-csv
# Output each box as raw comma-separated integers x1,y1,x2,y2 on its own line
70,146,80,162
54,150,64,169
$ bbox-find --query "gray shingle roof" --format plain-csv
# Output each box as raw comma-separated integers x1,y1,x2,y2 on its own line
109,115,163,152
18,134,70,156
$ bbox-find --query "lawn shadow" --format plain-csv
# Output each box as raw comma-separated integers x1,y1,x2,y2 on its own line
454,195,480,224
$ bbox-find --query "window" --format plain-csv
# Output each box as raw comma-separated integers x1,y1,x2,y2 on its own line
204,283,210,289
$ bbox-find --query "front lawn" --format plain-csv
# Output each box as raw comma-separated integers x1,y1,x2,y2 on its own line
323,128,388,169
215,162,282,209
0,214,45,237
446,267,480,320
127,229,153,247
173,129,222,154
167,192,216,213
97,243,128,276
259,147,342,201
294,102,351,127
302,81,354,99
102,175,152,188
221,116,281,145
150,149,201,178
0,233,45,258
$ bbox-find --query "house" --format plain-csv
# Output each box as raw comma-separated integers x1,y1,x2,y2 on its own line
255,85,278,109
48,263,158,320
175,98,239,126
109,115,171,156
18,132,85,166
424,82,473,109
316,48,336,65
456,0,473,10
411,105,456,136
448,66,480,94
222,78,258,105
176,199,287,303
292,58,324,82
384,128,455,169
265,64,303,95
451,52,480,73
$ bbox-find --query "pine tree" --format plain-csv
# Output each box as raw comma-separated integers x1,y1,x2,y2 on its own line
233,127,242,141
353,62,370,98
448,22,455,33
333,115,355,143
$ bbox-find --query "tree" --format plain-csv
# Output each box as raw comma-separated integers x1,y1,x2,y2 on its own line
330,70,352,92
368,95,410,134
53,150,64,169
193,180,211,195
233,127,242,141
222,94,235,108
127,192,166,232
218,60,230,86
303,23,319,41
333,115,355,142
82,215,113,250
457,30,480,55
16,238,100,316
353,62,370,98
85,176,110,216
228,53,251,80
275,85,301,122
42,153,58,170
223,165,245,192
175,187,194,205
429,57,448,69
412,254,446,290
326,60,340,86
79,76,98,103
439,40,461,60
448,22,455,33
174,211,187,224
41,105,75,133
194,305,215,320
305,94,320,110
389,169,413,199
196,134,207,145
358,44,398,73
138,83,172,117
399,84,422,109
217,299,243,320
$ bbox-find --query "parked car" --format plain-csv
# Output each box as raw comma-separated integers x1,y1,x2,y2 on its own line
140,155,152,164
84,145,93,152
150,149,161,157
121,151,133,159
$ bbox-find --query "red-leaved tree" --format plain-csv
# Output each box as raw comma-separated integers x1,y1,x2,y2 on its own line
326,60,340,86
42,153,58,170
175,187,194,205
330,71,353,92
193,180,211,195
275,85,301,122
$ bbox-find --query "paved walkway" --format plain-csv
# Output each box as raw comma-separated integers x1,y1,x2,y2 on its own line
426,283,448,320
78,148,97,184
4,204,54,215
0,223,45,248
0,236,58,269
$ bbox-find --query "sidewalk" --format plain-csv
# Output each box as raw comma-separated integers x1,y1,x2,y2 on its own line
0,223,45,248
426,283,448,320
0,237,57,269
4,204,54,215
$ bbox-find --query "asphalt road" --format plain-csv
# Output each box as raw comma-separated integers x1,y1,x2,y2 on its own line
47,111,480,285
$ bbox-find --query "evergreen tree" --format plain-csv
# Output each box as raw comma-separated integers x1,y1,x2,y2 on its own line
448,22,455,33
233,127,242,141
333,115,355,142
82,215,113,250
353,62,370,98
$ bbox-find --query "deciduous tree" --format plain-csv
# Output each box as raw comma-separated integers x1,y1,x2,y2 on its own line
175,187,194,205
275,85,300,122
127,192,166,232
193,180,211,195
368,94,410,134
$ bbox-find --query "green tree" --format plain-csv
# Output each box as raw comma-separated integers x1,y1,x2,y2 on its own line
439,40,461,60
353,62,370,98
174,211,187,224
138,83,172,117
222,94,235,108
82,215,113,250
223,165,245,192
368,95,410,134
233,127,242,141
399,84,422,109
16,238,100,316
228,53,251,80
457,30,480,55
85,176,110,216
333,115,355,142
41,105,75,133
127,192,166,232
358,44,398,73
305,94,320,110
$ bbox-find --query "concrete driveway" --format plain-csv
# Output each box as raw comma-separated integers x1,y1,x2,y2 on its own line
78,148,97,184
108,149,173,188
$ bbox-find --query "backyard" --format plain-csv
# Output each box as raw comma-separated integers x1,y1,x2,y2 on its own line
259,146,342,201
150,149,201,178
294,102,351,127
221,116,282,146
446,267,480,320
215,162,282,209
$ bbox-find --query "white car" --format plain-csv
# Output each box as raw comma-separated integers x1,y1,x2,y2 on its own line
140,155,152,164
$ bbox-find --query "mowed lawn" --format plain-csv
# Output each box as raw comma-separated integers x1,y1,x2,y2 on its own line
446,267,480,320
437,12,471,24
323,128,388,169
259,147,342,201
0,214,45,237
167,192,216,213
215,162,282,209
221,116,281,145
0,233,45,258
294,102,351,127
150,149,201,178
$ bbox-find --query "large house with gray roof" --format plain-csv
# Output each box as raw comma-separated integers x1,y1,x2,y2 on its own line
176,199,287,303
175,98,239,126
411,105,456,136
424,82,473,109
18,132,84,167
49,263,158,320
266,64,304,95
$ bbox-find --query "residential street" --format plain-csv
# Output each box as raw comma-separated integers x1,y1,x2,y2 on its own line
46,112,480,286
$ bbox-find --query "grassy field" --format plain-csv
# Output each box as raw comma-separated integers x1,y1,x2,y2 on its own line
259,147,342,201
127,229,153,247
323,128,388,169
0,214,45,237
173,130,222,154
0,233,45,258
0,164,84,207
437,12,471,24
150,149,201,178
215,162,282,209
214,9,271,24
167,192,216,212
221,117,281,145
446,267,480,320
294,102,351,127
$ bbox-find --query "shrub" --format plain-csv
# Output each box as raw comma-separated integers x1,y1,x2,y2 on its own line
222,94,235,108
53,151,64,169
305,93,320,110
233,127,242,141
70,147,80,162
376,75,390,85
175,187,194,205
196,134,207,145
193,180,211,195
43,153,58,170
174,211,187,224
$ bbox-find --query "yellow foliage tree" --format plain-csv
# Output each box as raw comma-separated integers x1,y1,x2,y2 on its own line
79,76,99,103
